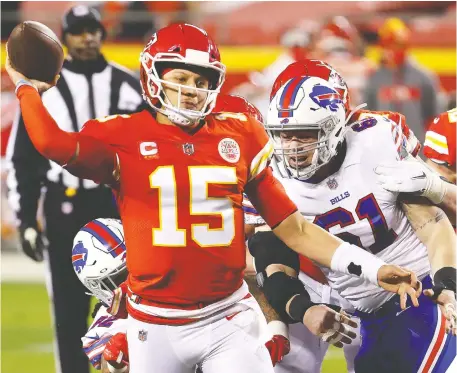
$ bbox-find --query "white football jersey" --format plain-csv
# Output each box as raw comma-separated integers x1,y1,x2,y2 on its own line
81,306,128,369
245,116,430,312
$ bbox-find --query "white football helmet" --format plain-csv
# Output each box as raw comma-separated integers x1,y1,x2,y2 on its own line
266,76,347,180
72,218,127,306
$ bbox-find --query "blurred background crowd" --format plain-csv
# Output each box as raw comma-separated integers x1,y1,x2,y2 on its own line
0,2,456,372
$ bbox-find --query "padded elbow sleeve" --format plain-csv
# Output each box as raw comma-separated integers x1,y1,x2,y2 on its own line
247,231,300,282
263,271,311,324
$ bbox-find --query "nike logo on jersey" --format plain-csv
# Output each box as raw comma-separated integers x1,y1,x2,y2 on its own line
226,311,242,321
85,333,100,340
411,172,426,180
330,191,350,205
395,306,411,317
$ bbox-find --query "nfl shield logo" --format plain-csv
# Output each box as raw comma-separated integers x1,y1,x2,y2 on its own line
183,143,194,155
327,178,338,190
138,330,148,342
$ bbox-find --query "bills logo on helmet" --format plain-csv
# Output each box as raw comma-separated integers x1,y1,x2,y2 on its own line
72,241,88,274
310,84,342,112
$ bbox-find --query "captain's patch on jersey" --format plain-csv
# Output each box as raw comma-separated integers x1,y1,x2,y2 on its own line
139,141,158,159
218,138,240,163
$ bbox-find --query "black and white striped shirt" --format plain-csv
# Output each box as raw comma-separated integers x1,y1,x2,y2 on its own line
6,55,144,226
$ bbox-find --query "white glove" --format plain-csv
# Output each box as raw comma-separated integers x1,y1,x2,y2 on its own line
374,155,447,204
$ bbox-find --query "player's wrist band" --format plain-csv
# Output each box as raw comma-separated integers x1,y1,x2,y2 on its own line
330,242,386,286
434,267,456,293
15,79,37,94
267,320,289,339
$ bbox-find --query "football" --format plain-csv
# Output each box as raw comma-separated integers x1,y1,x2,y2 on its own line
7,21,64,83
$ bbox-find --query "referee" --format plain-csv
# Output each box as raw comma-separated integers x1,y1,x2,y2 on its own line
6,6,143,373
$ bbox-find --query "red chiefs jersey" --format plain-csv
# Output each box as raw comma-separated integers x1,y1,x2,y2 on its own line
74,109,295,308
424,108,456,167
353,109,421,157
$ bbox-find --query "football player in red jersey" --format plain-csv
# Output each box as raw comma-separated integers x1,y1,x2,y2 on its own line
7,23,420,373
424,108,456,182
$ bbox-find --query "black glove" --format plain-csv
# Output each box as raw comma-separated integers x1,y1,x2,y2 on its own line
19,225,47,262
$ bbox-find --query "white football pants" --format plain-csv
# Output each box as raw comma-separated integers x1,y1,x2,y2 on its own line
127,296,274,373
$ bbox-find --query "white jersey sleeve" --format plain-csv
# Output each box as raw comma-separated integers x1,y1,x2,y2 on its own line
81,306,128,370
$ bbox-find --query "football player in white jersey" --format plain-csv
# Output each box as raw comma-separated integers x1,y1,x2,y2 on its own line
245,71,456,373
244,59,426,373
72,218,130,373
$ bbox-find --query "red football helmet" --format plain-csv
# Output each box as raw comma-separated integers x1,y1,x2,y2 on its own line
140,23,226,126
270,59,351,113
378,18,410,67
316,16,359,56
213,94,264,123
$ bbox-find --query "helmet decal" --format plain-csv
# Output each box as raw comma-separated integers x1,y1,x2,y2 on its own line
80,219,126,258
309,84,343,112
278,76,309,118
72,241,88,274
72,219,127,306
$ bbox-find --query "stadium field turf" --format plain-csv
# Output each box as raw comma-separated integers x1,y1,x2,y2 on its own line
1,282,347,373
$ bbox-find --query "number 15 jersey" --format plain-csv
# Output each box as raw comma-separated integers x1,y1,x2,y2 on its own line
74,109,296,309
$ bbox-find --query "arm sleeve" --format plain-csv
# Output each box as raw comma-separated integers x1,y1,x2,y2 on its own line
245,167,297,228
16,85,117,185
6,109,49,227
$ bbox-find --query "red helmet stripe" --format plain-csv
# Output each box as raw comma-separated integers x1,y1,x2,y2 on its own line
81,221,125,257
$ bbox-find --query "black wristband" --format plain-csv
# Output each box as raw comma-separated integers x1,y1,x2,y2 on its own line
288,294,315,322
434,267,456,293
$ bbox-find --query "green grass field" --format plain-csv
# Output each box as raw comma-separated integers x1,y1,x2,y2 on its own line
1,282,347,373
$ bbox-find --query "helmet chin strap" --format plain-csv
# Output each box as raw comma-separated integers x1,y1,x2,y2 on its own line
346,103,367,125
163,106,202,127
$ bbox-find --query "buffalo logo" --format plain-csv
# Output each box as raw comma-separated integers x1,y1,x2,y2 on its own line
310,84,343,112
280,118,289,124
72,241,88,274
